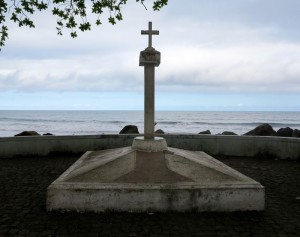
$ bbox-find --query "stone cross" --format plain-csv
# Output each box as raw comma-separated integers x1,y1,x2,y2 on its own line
141,22,159,48
139,22,161,140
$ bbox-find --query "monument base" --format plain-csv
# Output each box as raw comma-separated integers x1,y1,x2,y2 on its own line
47,147,264,212
132,136,167,152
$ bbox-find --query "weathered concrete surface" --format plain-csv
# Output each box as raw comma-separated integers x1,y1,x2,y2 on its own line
132,136,168,152
47,147,264,212
1,134,300,159
0,134,134,158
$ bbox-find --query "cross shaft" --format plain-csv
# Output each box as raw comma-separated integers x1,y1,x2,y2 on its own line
141,22,159,48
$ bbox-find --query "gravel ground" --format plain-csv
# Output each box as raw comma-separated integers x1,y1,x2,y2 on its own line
0,153,299,237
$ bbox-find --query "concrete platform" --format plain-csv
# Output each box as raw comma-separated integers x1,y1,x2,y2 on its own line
47,146,264,212
132,136,168,152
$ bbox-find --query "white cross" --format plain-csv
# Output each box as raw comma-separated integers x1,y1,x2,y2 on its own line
141,22,159,48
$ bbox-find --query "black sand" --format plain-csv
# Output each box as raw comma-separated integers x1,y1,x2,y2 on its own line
0,153,299,237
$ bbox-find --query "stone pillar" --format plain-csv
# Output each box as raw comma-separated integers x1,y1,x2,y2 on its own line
140,47,160,140
144,65,155,139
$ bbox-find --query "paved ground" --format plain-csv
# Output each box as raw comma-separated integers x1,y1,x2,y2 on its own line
0,153,299,237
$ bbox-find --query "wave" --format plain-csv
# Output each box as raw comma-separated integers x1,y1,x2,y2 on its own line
105,121,128,124
157,121,184,125
0,118,136,124
0,117,89,123
156,121,300,127
194,122,300,126
1,116,300,128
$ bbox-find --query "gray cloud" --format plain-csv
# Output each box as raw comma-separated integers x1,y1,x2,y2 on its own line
1,0,300,94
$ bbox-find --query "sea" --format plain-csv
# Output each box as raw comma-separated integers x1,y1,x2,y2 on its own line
0,110,300,137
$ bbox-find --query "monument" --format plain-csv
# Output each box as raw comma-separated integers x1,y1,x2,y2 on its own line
132,21,167,152
47,22,265,212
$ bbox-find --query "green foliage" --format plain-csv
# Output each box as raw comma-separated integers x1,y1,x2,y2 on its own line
0,0,168,51
0,0,8,48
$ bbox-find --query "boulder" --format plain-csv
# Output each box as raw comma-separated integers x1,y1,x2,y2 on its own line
244,123,276,136
15,131,41,136
198,130,211,135
119,125,139,134
43,133,54,136
276,127,293,137
292,129,300,138
155,129,165,134
222,131,237,135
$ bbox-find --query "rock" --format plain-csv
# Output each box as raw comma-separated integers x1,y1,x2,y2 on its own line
222,131,237,135
276,127,293,137
198,130,211,135
43,133,54,136
244,123,276,136
15,131,41,136
155,129,165,134
119,125,139,134
292,129,300,138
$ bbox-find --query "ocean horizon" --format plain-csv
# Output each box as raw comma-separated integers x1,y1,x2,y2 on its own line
1,110,300,137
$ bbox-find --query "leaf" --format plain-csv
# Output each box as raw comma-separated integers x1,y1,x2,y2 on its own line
95,19,102,25
116,13,122,21
79,22,91,32
153,0,168,11
70,31,77,38
108,16,116,25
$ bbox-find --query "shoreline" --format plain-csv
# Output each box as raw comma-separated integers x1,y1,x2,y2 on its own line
4,122,300,138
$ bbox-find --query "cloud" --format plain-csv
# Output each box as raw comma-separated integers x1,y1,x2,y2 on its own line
157,41,300,92
3,40,300,93
0,54,141,92
1,0,300,94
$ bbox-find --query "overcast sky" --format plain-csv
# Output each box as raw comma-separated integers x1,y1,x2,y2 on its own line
1,0,300,111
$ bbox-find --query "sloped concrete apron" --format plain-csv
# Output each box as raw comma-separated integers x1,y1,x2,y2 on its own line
47,146,264,212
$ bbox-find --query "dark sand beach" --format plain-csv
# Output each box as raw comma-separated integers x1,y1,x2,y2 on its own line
0,154,299,236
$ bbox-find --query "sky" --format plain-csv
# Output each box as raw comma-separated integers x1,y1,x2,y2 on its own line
1,0,300,111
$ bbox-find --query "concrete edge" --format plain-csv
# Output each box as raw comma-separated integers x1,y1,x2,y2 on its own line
1,134,300,160
47,184,265,212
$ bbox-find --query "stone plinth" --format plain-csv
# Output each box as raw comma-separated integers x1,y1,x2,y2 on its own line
139,47,161,66
47,147,265,212
132,137,167,152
